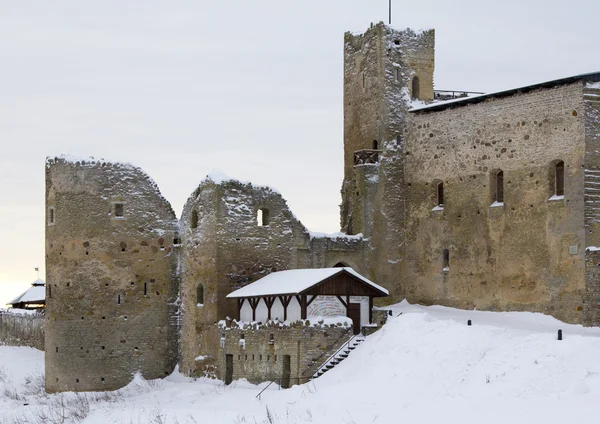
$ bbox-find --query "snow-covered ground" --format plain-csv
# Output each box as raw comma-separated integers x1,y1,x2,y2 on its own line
2,301,600,423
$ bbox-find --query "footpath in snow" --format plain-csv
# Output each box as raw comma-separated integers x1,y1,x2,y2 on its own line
2,301,600,423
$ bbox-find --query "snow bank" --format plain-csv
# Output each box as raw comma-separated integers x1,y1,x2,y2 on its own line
4,302,600,424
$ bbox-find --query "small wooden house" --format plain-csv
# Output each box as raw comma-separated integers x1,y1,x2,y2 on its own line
8,279,46,310
226,268,388,334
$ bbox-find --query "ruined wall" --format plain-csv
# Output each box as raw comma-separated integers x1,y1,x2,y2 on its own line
179,177,368,378
583,83,600,325
179,178,311,378
45,156,179,392
218,322,351,386
341,23,434,235
400,83,586,323
0,311,45,350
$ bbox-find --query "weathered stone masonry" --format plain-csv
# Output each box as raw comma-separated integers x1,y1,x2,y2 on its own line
43,22,600,392
45,157,179,392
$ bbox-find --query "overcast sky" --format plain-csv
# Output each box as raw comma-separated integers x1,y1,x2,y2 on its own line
1,0,599,306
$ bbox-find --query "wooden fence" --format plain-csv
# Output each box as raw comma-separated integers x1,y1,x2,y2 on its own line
0,309,45,351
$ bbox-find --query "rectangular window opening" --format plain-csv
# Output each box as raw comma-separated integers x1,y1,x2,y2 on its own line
48,207,55,225
114,203,124,218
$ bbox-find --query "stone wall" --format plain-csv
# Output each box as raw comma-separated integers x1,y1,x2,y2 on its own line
218,321,351,386
0,311,45,350
179,177,368,379
341,22,434,235
583,84,600,325
45,156,179,392
396,82,586,323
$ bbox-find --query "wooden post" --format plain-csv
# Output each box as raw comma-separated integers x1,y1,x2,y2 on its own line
369,297,373,324
280,296,291,321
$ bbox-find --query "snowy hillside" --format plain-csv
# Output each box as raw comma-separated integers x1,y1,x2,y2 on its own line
2,301,600,423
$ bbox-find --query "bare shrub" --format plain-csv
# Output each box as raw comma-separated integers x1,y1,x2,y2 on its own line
22,371,45,396
0,367,7,383
3,388,22,401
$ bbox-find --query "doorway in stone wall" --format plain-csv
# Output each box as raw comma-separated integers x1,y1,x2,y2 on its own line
225,354,233,385
281,355,291,389
347,303,361,335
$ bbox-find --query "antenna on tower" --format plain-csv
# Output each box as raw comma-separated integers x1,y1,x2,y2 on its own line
389,0,392,25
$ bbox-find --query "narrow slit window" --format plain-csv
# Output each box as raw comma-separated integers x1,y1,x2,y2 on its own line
394,68,400,82
114,203,124,218
117,294,121,305
197,283,204,305
496,171,504,203
443,249,450,270
492,170,504,204
48,207,55,225
257,208,270,226
144,282,147,296
190,210,198,229
555,161,564,196
412,76,420,100
372,140,379,150
437,182,444,207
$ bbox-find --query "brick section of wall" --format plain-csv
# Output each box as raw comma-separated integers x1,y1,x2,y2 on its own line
0,311,45,350
218,322,351,386
45,157,179,393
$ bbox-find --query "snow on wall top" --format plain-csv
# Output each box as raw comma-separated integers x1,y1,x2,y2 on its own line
226,267,389,298
346,22,432,37
46,154,176,219
202,171,281,194
309,231,365,241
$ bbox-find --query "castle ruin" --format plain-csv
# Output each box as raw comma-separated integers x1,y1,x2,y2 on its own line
44,22,600,392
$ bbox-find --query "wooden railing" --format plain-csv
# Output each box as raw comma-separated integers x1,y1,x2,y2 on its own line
434,89,484,101
354,149,381,165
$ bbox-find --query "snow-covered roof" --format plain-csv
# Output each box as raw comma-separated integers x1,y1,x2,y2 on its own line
226,268,389,298
411,71,600,113
9,280,45,305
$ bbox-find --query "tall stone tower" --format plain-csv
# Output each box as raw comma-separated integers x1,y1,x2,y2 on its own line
45,156,179,392
340,22,435,236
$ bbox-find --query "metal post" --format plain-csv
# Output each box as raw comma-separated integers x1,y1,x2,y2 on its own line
558,329,562,340
389,0,392,24
467,319,472,326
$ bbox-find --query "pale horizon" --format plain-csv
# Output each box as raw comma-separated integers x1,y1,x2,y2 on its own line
2,0,599,306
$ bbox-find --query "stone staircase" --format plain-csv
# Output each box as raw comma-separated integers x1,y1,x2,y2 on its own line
311,335,365,380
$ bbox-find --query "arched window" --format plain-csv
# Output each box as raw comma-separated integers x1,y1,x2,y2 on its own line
197,283,204,305
412,76,420,100
492,170,504,203
190,210,198,229
555,161,564,196
257,208,270,226
372,140,379,150
443,249,450,270
436,182,444,207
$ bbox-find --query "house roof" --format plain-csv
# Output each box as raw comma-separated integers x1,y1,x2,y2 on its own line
226,268,389,298
411,71,600,113
9,280,45,305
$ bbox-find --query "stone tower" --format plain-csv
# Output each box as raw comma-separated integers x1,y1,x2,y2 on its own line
340,22,435,236
44,156,179,392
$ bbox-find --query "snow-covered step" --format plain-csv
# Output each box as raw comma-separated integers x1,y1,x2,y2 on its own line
310,336,365,381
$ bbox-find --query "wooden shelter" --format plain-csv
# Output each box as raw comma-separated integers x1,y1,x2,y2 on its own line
8,279,46,310
227,268,388,334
